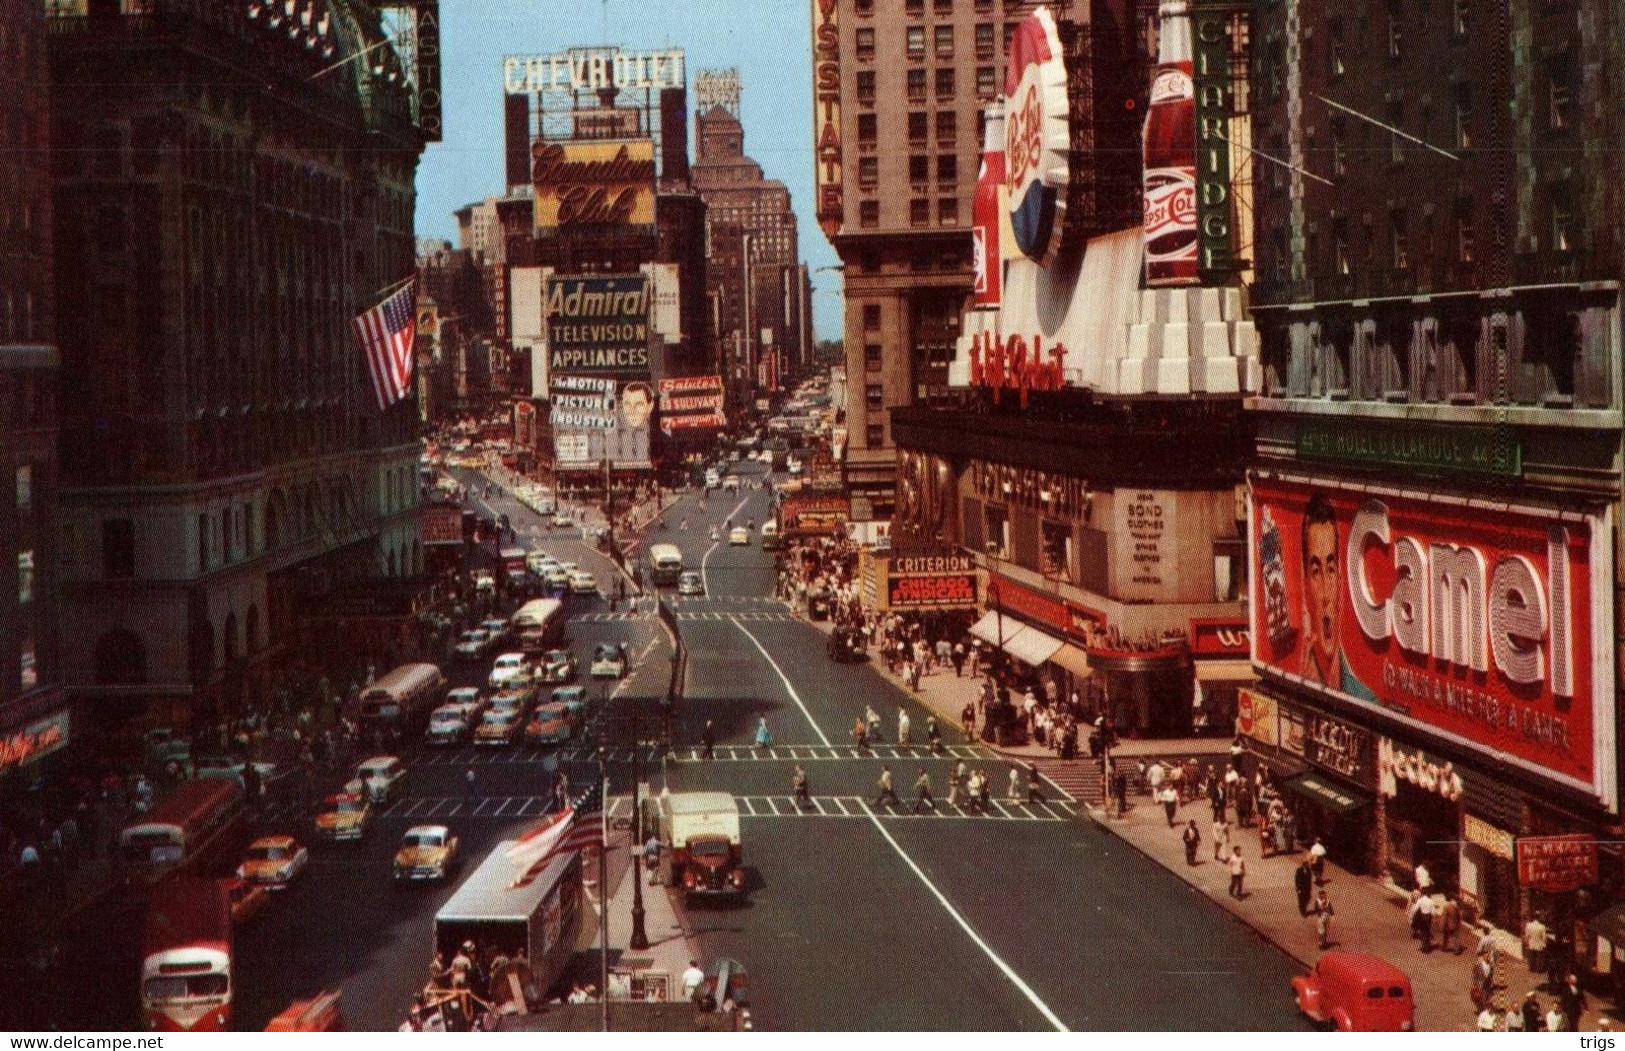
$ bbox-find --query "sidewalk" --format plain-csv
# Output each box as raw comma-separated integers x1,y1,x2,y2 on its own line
579,827,700,1002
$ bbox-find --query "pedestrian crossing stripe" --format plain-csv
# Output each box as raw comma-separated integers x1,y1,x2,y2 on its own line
673,612,792,622
569,612,653,623
411,742,998,765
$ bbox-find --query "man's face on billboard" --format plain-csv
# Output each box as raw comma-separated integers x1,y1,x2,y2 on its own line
1304,519,1339,644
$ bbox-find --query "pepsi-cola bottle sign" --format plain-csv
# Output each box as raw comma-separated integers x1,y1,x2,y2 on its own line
1143,1,1199,286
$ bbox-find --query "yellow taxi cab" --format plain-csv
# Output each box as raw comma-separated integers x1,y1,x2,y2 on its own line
392,825,460,884
314,791,372,842
236,835,309,888
225,876,269,925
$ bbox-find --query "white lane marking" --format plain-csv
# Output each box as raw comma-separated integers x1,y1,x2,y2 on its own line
859,801,1070,1032
733,619,833,747
700,541,720,595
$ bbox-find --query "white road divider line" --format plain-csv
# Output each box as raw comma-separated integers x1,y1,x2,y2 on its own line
859,800,1070,1032
732,619,833,747
701,541,719,594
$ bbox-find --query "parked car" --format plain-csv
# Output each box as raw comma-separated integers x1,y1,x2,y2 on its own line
729,526,750,546
349,756,406,804
237,835,309,888
1292,951,1414,1031
524,703,574,745
193,754,281,789
393,825,460,883
550,512,575,528
488,652,531,689
474,708,523,746
454,629,493,661
315,791,372,842
591,642,629,679
471,570,496,595
568,570,598,595
143,727,193,778
444,686,483,715
536,648,578,684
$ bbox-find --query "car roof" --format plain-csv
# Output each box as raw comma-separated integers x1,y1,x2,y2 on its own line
250,834,297,848
494,652,525,661
553,685,586,697
404,824,450,838
358,755,398,770
1317,951,1411,985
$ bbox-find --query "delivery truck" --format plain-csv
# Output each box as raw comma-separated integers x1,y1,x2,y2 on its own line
433,844,583,998
654,792,744,901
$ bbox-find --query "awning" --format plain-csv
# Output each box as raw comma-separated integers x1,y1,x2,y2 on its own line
1048,644,1093,678
1004,625,1064,667
1195,659,1256,682
1592,903,1625,946
1282,771,1371,816
969,610,1023,648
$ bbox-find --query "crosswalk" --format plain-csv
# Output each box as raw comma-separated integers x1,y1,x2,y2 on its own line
607,793,1078,822
411,742,998,765
570,611,654,623
673,611,792,622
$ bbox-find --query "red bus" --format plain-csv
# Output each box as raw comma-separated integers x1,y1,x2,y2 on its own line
141,877,234,1032
119,778,247,887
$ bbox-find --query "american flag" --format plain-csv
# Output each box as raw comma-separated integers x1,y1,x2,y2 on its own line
506,779,605,886
351,279,417,410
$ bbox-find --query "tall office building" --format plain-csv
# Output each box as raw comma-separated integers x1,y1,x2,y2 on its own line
811,0,1079,520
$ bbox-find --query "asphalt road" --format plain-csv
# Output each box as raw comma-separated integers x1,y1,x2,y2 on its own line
33,460,1313,1032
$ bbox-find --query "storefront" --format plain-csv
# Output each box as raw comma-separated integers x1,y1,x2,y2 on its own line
1190,618,1253,734
0,689,72,797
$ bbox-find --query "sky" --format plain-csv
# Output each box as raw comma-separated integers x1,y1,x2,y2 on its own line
413,0,844,341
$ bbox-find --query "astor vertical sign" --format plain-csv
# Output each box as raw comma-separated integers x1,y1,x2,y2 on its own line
416,1,442,141
812,0,842,238
1193,2,1233,282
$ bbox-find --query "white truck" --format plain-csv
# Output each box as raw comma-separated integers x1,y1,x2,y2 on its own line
655,792,744,901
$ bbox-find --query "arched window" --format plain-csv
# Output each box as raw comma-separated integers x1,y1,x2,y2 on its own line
245,604,261,654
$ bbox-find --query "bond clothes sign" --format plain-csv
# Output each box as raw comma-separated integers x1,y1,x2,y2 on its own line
1250,475,1614,805
0,709,69,773
545,276,651,376
531,140,656,231
1002,7,1070,266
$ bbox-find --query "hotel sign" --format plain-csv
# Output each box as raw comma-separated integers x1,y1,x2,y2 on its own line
1295,419,1521,478
1192,1,1232,281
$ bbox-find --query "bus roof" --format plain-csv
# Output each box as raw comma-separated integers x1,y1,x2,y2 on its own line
144,877,232,958
649,543,682,561
436,843,576,924
512,598,563,624
124,778,243,837
363,663,443,696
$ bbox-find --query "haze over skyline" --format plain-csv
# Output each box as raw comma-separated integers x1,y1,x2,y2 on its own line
414,0,845,341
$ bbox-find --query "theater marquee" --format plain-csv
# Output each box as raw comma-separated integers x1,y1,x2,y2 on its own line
1250,473,1616,808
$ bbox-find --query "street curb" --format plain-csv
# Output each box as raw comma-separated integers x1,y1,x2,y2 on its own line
1079,804,1318,973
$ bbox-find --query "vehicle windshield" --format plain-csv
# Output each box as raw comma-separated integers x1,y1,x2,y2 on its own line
691,839,731,858
484,711,512,724
246,844,288,862
545,651,570,663
334,797,364,813
431,710,461,724
403,833,443,848
145,974,228,1002
460,631,484,643
123,830,179,859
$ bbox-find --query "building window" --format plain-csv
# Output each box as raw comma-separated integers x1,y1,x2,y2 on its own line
906,26,925,58
910,154,929,184
1551,182,1575,253
976,22,995,57
983,506,1009,557
1040,520,1073,581
935,67,955,99
1456,198,1476,264
865,342,883,370
1388,101,1405,164
855,0,873,12
105,518,135,580
17,549,33,605
907,0,924,12
863,304,881,330
1333,218,1351,276
936,110,957,144
856,27,875,59
910,198,930,227
866,383,884,409
908,111,928,142
19,639,36,690
1453,0,1469,36
859,156,879,188
976,66,996,98
860,201,880,228
937,154,958,184
857,70,876,103
976,0,991,9
1331,119,1347,178
934,24,954,58
866,423,885,446
1453,85,1472,150
1391,209,1409,270
1386,0,1402,59
221,508,233,562
938,197,959,225
15,465,30,513
1547,59,1572,131
1003,22,1016,53
1328,18,1345,78
935,0,952,12
907,68,927,101
858,113,878,147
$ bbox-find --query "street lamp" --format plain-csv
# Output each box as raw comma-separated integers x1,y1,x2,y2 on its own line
628,699,649,951
742,232,756,384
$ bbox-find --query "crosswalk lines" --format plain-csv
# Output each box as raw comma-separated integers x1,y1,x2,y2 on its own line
606,793,1076,822
411,742,996,765
673,611,792,622
569,612,653,623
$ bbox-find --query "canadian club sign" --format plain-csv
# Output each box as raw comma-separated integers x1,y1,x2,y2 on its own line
1250,475,1615,807
531,140,656,231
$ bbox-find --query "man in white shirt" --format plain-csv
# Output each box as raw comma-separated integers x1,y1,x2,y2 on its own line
681,960,706,1001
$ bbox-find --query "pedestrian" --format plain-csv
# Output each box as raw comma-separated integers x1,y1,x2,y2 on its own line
1545,1002,1567,1035
1007,767,1022,804
1304,836,1327,885
897,707,911,746
1227,846,1246,899
866,705,882,741
1208,775,1226,823
1212,816,1231,861
1559,973,1584,1032
1294,857,1314,915
927,717,942,754
793,765,811,809
1472,953,1494,1010
1504,999,1525,1032
1025,762,1045,804
464,767,477,798
952,643,966,677
1111,769,1128,818
853,715,869,751
1523,914,1549,976
754,717,773,750
1313,890,1335,949
681,960,706,1001
1160,783,1178,827
1440,896,1463,954
1477,1003,1501,1032
912,769,936,813
1413,892,1436,952
874,766,901,810
1182,819,1202,866
644,833,663,885
960,701,975,739
701,719,716,760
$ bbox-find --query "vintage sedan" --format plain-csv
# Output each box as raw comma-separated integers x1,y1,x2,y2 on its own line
535,648,578,684
550,684,588,716
487,652,531,689
236,835,309,888
454,629,493,661
524,703,574,745
350,755,406,804
590,643,629,679
392,825,460,883
728,526,750,546
225,876,269,925
474,708,523,746
314,791,372,842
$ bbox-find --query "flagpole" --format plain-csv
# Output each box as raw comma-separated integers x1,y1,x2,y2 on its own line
599,764,610,1033
372,273,417,302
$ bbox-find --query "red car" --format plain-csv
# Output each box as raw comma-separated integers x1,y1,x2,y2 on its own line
1292,951,1414,1031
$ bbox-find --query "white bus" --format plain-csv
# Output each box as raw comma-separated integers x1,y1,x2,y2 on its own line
511,598,566,653
649,543,684,587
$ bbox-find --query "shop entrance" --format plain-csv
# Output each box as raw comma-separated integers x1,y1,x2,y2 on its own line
1385,780,1461,892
